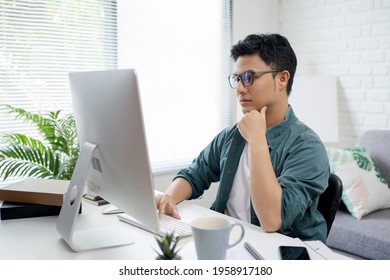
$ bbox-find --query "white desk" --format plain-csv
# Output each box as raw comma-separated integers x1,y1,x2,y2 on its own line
0,200,346,260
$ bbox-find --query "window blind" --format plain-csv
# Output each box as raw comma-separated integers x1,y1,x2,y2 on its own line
0,0,233,181
117,0,233,173
0,0,117,136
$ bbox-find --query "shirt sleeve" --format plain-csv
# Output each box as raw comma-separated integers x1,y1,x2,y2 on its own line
278,136,330,232
174,128,230,199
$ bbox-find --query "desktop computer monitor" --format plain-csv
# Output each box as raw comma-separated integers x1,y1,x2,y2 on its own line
56,69,160,251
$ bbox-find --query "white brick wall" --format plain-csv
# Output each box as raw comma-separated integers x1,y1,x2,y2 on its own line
279,0,390,147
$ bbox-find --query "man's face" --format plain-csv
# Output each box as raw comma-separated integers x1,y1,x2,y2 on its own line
234,54,279,114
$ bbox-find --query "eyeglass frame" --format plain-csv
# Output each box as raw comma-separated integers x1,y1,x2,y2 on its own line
228,70,284,89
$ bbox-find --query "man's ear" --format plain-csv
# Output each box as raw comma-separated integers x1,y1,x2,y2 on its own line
277,70,290,92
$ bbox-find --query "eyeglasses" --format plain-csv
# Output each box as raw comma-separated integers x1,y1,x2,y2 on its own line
228,70,282,89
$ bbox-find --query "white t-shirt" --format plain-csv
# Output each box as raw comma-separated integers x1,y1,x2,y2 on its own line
224,143,251,222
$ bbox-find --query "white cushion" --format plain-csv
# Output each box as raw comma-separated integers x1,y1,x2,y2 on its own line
327,146,390,219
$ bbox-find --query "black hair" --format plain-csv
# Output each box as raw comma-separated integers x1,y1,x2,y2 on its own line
230,33,297,96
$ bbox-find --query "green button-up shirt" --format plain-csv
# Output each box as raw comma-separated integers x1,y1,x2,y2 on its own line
176,106,330,243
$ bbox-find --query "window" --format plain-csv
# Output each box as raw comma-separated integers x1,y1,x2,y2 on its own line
0,0,117,134
0,0,233,179
117,0,233,172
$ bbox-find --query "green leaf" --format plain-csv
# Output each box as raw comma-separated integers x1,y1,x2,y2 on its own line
154,232,182,260
0,104,80,181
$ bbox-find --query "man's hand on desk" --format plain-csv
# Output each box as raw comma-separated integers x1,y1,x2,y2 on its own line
156,193,181,219
156,177,193,219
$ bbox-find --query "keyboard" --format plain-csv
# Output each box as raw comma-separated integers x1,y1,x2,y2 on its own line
117,213,192,238
159,214,192,237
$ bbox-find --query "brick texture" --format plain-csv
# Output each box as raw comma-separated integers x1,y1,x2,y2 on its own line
279,0,390,147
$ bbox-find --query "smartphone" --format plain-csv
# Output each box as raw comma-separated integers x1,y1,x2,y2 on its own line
279,246,310,260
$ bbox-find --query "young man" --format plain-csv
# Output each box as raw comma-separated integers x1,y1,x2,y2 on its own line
156,33,330,243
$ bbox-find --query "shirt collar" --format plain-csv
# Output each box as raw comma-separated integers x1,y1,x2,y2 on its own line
266,105,297,149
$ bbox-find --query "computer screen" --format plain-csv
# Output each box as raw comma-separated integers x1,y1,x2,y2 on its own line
56,69,160,251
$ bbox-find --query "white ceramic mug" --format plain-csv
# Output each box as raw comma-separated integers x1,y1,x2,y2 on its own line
191,216,245,260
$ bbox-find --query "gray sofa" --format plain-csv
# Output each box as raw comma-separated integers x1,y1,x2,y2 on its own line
326,130,390,260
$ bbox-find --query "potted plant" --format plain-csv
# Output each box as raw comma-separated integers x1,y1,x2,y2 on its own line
154,232,182,260
0,105,79,181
